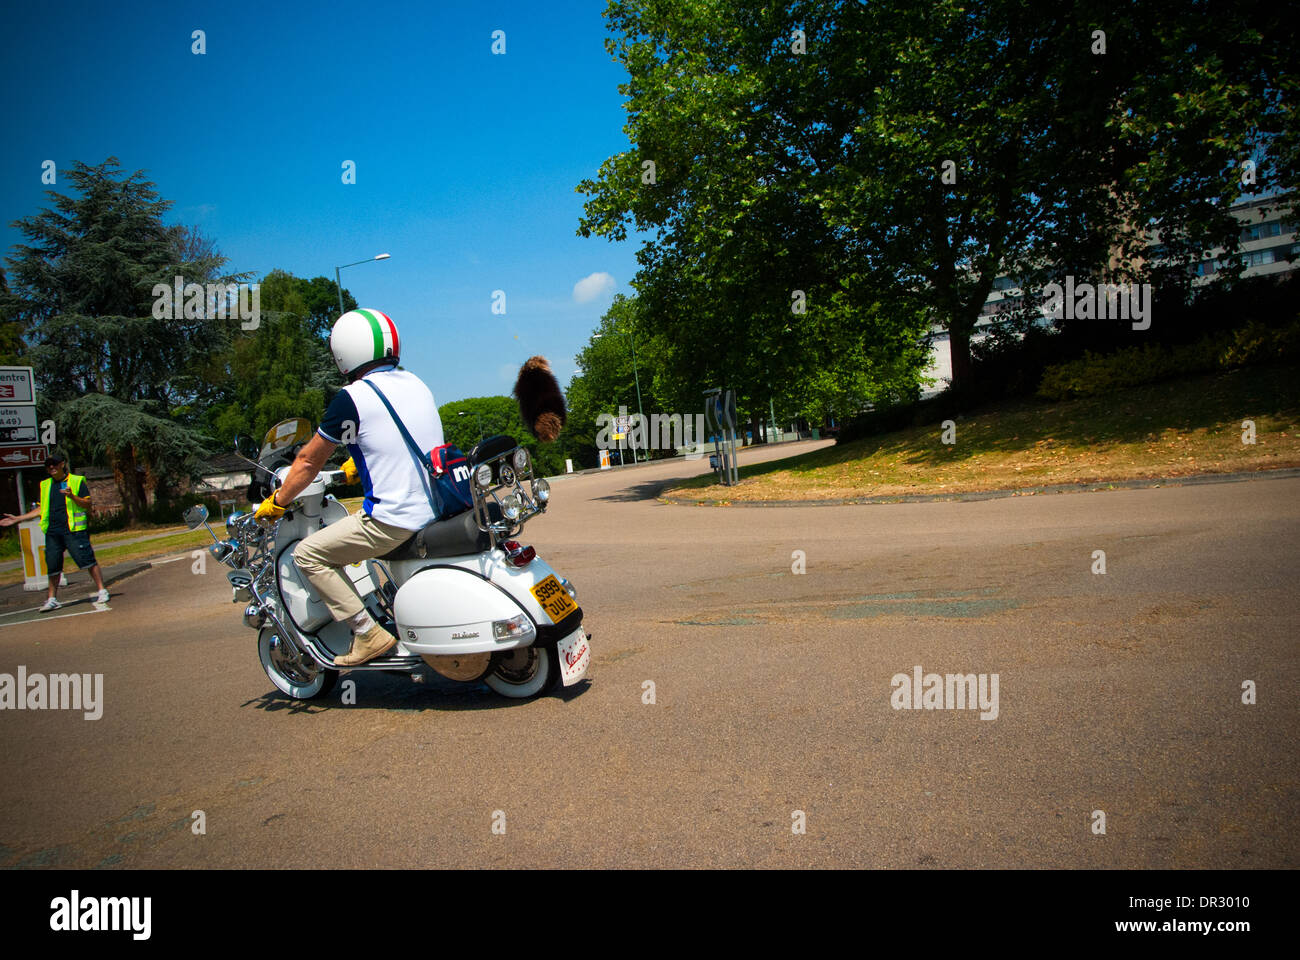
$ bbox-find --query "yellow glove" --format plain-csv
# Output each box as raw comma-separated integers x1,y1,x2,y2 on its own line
255,492,287,523
340,457,360,484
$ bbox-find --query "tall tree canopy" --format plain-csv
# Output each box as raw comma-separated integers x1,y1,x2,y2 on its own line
0,267,26,366
4,158,240,519
201,270,353,449
580,1,934,423
580,0,1297,393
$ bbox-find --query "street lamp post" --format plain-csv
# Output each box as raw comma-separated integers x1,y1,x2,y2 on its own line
334,253,391,316
594,328,647,462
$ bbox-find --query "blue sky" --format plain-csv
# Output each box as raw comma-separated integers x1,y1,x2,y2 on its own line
0,0,644,404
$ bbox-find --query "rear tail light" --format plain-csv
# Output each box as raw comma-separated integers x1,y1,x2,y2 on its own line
492,613,535,641
501,540,536,567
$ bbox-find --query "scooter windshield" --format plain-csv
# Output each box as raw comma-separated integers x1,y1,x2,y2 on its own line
259,418,315,464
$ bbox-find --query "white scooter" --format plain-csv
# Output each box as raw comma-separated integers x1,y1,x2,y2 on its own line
184,417,590,701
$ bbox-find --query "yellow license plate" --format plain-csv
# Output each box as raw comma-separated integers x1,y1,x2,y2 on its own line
530,574,576,622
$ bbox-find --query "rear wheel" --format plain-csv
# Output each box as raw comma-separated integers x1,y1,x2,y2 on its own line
258,626,338,700
484,643,559,699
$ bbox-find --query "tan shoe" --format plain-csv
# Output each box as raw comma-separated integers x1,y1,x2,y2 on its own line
334,623,397,667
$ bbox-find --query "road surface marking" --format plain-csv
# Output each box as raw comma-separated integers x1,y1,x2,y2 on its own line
0,603,111,629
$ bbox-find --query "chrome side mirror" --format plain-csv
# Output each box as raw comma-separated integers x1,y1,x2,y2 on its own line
183,505,209,529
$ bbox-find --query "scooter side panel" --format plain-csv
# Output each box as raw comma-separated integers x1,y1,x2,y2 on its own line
393,562,544,655
276,547,333,632
392,550,569,619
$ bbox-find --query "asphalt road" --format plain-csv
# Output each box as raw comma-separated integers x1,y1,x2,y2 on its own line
1,444,1296,869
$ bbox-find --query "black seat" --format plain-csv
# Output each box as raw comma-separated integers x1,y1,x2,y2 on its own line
376,503,502,561
469,434,516,465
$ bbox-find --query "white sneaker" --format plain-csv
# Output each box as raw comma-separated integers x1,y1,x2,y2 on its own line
92,588,110,604
39,598,62,612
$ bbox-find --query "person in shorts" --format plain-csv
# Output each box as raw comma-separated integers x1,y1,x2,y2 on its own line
1,450,110,611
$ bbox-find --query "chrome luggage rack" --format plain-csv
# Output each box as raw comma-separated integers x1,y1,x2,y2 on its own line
467,436,551,549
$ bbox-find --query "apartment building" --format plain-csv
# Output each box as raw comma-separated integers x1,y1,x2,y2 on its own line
922,193,1297,394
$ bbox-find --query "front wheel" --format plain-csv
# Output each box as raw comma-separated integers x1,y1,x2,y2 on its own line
484,643,559,699
258,626,338,700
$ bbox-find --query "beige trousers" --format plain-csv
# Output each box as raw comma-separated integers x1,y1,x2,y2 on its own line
293,512,415,621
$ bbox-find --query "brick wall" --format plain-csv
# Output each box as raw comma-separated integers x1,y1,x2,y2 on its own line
85,476,128,515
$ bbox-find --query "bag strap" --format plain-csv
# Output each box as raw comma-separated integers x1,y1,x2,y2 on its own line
361,379,442,516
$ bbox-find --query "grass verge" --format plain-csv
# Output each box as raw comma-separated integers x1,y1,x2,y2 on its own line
664,364,1300,503
0,496,371,586
0,529,216,587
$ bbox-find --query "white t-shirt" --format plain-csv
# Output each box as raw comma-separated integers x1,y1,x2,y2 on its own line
317,365,444,530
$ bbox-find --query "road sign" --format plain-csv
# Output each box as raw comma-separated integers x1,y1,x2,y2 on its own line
0,406,39,445
0,445,47,470
0,366,35,404
612,415,630,441
702,386,739,485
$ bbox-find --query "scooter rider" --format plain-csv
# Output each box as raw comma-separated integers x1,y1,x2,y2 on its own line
253,308,443,667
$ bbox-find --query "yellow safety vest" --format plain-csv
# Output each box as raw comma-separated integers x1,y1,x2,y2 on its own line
39,474,89,533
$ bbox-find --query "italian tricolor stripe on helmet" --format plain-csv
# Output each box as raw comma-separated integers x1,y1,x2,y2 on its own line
331,308,402,375
355,308,399,360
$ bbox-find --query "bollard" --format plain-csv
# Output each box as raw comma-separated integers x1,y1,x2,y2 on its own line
19,520,48,591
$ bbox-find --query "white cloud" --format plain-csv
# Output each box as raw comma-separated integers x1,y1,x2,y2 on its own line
572,272,615,304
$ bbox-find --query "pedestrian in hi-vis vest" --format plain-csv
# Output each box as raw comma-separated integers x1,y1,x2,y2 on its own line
1,450,110,612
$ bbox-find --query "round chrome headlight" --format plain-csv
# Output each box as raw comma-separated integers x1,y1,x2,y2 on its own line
531,477,550,503
501,493,522,521
474,463,493,489
243,603,266,629
512,447,530,473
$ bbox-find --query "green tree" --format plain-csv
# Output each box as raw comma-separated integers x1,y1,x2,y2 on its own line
579,2,933,419
569,294,677,458
580,0,1296,393
4,158,239,520
202,269,349,447
0,267,27,366
820,0,1296,384
439,396,568,477
555,371,604,469
294,274,357,338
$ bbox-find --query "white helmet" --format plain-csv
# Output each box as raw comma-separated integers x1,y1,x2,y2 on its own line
330,308,400,379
